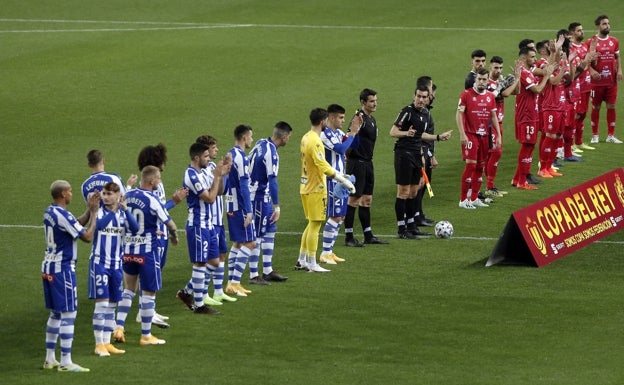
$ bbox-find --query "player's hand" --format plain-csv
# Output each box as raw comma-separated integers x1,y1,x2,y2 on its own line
172,187,188,204
439,130,452,141
126,174,138,189
431,156,438,168
119,195,127,211
87,190,100,213
349,113,363,134
244,213,252,227
270,208,280,224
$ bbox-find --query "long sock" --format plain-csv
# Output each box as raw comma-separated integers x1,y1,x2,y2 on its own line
261,232,275,274
395,197,406,233
607,108,616,136
227,246,239,283
248,240,261,279
591,106,600,135
405,197,417,226
322,219,340,254
93,301,108,345
139,294,155,337
191,266,206,308
461,163,476,201
563,130,574,158
59,311,77,366
470,164,484,201
205,264,216,294
344,205,356,240
486,149,502,189
575,112,586,145
45,311,61,363
359,206,372,240
213,261,225,296
232,246,251,283
116,289,135,328
540,136,555,170
104,302,116,344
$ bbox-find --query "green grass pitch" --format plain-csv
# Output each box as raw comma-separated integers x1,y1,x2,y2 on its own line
1,1,624,384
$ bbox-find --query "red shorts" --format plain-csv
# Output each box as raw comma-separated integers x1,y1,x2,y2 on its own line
542,110,565,135
462,133,489,162
591,85,618,105
515,120,539,144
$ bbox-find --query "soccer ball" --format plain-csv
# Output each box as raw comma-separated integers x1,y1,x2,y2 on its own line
434,221,454,239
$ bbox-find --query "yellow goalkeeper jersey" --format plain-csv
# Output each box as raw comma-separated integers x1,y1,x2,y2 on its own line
300,130,335,195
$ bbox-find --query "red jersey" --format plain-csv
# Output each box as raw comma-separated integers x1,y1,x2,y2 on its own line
587,35,620,86
570,42,592,93
515,67,540,123
458,88,497,136
542,60,568,112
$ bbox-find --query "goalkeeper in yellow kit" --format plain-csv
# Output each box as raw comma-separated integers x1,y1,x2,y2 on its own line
296,108,360,272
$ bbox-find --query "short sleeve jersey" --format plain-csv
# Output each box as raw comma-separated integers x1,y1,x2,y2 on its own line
81,171,126,202
248,137,279,202
183,165,214,228
588,35,620,86
515,67,540,123
458,88,497,136
300,130,334,195
226,146,252,214
124,188,171,255
348,113,377,161
392,104,430,151
207,162,225,227
42,204,85,274
91,207,129,269
570,42,592,93
321,127,351,174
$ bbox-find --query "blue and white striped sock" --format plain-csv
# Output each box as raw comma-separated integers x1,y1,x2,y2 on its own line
262,232,275,274
93,301,108,345
116,289,135,328
139,294,155,337
59,311,77,366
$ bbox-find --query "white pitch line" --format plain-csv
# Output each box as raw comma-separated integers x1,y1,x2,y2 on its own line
2,18,620,34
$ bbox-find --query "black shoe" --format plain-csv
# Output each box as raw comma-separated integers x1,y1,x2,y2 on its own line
249,276,271,285
345,238,365,247
414,218,435,227
176,289,194,310
526,174,542,184
194,305,220,315
409,228,431,236
364,236,389,245
397,231,418,239
263,271,288,282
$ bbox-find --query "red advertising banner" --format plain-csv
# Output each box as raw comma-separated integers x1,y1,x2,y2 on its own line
486,168,624,267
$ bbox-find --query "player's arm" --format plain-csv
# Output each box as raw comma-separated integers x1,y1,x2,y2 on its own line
490,108,502,149
616,51,622,82
456,100,468,145
166,219,179,246
79,191,100,242
422,130,451,142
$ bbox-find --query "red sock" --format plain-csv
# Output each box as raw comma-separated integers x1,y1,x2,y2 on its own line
461,163,476,202
470,164,484,201
575,112,586,145
486,149,502,189
540,137,554,171
607,108,616,136
591,107,600,135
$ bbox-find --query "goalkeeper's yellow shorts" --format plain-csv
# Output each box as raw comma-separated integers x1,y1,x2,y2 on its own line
300,192,327,221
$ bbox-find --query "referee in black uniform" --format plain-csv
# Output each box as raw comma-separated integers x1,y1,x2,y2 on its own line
390,84,452,238
344,88,387,246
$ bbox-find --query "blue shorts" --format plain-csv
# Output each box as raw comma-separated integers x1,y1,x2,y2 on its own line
122,252,162,293
158,236,169,269
213,225,228,255
326,179,348,217
87,259,124,302
42,269,77,312
253,199,277,237
227,210,256,243
186,225,218,263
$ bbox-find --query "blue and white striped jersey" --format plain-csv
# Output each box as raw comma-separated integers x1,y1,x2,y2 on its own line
90,206,131,270
123,188,171,255
248,137,279,202
208,162,225,227
42,204,85,274
320,127,353,174
183,165,214,228
81,171,126,202
225,146,252,214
